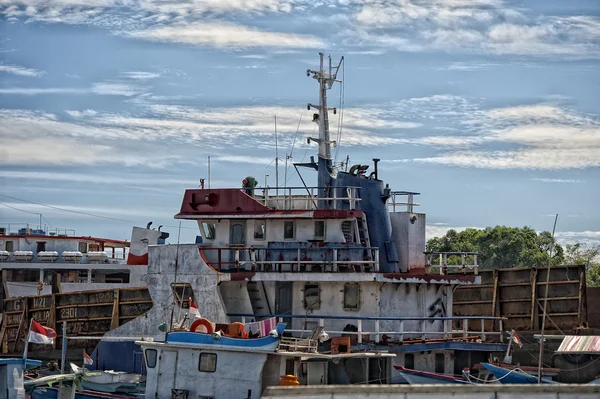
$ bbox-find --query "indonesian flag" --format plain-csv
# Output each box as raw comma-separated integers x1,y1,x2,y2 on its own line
189,300,201,320
512,331,523,348
28,320,56,345
84,351,94,366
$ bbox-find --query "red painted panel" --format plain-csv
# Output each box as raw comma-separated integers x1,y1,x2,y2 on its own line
127,253,148,265
176,189,270,216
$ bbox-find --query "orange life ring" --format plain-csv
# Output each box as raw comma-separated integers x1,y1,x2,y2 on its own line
189,318,214,334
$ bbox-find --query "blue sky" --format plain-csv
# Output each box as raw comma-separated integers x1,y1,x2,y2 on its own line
0,0,599,247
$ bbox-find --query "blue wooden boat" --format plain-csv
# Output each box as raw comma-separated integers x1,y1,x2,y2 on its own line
166,322,286,351
480,362,558,384
394,365,473,384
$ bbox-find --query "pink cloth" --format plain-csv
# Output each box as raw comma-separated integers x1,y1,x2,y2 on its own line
243,317,277,337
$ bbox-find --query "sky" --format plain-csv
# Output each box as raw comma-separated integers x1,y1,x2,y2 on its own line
0,0,599,248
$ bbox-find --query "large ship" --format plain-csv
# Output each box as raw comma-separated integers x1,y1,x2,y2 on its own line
105,53,507,380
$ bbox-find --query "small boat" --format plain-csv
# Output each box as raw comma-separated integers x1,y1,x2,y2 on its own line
165,322,286,352
71,364,142,394
480,362,558,384
393,365,473,384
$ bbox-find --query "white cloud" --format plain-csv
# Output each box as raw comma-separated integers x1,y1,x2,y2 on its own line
128,22,324,49
349,1,600,59
0,63,44,77
91,82,143,96
121,71,161,80
0,87,88,95
532,178,584,183
555,231,600,248
0,83,143,96
65,109,98,118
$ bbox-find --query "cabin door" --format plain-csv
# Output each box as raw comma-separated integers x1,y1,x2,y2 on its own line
307,361,328,385
156,350,178,398
275,282,293,329
230,221,246,246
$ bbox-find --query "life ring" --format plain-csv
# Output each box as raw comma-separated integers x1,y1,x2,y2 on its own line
189,318,214,334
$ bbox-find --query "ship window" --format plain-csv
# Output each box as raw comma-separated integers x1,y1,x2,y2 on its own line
145,349,157,368
78,242,88,253
171,283,194,307
303,283,320,310
198,353,217,372
405,354,414,369
435,353,445,374
6,269,39,282
343,283,360,311
36,242,46,253
314,221,325,241
5,241,14,252
201,222,216,240
284,221,295,240
254,220,266,240
341,221,354,243
89,243,100,252
92,270,130,284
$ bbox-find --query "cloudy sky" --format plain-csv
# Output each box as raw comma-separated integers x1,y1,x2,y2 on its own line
0,0,599,247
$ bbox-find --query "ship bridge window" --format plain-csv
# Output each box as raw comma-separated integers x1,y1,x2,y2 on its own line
341,221,354,243
201,222,216,240
254,220,266,240
284,221,295,240
92,270,130,284
145,349,157,368
171,283,194,307
36,242,46,253
5,241,14,252
343,283,360,311
78,242,88,253
6,269,39,282
198,353,217,372
303,283,320,310
314,221,325,241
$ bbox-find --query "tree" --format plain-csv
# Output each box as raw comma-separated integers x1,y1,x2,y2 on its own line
565,243,600,287
426,226,565,269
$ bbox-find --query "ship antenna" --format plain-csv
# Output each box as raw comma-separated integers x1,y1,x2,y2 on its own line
169,221,183,332
537,213,559,383
274,115,279,196
306,52,344,207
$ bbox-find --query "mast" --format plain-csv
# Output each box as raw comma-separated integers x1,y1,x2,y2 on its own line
306,53,344,207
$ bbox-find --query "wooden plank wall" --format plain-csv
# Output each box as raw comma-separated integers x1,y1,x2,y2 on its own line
453,265,587,332
0,287,152,353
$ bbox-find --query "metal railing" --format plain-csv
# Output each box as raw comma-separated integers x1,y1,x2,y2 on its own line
0,223,76,237
388,191,420,213
426,252,479,275
256,186,361,211
228,313,506,344
199,246,379,273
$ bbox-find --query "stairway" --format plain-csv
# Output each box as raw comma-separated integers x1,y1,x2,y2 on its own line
356,214,373,271
247,281,272,320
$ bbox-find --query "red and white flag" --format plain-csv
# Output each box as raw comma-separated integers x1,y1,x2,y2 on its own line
28,320,56,345
512,331,523,348
84,351,94,366
189,300,201,320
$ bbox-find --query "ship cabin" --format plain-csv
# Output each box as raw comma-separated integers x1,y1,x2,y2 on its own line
135,165,505,377
0,224,166,298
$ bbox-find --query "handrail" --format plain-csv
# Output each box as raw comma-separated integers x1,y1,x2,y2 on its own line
227,313,506,321
228,313,506,344
199,246,380,273
426,251,479,275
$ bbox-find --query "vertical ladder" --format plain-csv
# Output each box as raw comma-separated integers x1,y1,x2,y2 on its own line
356,214,373,272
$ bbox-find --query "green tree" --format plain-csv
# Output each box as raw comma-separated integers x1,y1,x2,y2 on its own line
565,243,600,287
426,225,565,269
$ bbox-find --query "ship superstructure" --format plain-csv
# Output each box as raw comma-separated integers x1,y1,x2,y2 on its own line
109,54,506,378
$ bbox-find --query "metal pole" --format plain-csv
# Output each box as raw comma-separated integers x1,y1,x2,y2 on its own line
61,321,67,374
538,214,559,383
22,317,34,363
275,115,279,197
207,156,211,189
